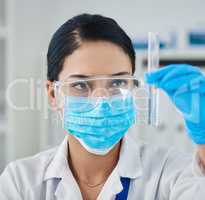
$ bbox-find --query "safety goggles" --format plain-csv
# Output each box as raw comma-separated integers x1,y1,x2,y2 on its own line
53,75,139,97
52,75,156,125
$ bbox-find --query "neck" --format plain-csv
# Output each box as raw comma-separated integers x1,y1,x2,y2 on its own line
67,135,121,184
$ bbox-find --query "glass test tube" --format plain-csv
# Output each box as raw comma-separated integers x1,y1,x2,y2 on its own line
147,32,159,126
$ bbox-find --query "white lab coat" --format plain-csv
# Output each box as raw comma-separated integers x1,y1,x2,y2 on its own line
0,130,205,200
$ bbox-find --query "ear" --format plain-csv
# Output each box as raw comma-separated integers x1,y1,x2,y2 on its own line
46,80,58,111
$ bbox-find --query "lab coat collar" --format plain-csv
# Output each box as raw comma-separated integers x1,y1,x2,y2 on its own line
44,136,69,180
43,136,83,198
117,128,143,179
97,129,143,199
44,128,143,181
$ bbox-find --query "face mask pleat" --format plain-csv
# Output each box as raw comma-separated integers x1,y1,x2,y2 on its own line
70,129,126,150
66,116,135,137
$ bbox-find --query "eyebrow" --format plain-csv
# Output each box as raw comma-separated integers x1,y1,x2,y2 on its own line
111,72,130,76
67,71,130,79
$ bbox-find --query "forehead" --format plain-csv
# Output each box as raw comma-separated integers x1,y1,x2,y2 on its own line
59,41,132,80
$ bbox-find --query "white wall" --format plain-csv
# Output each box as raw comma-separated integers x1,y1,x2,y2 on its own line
6,0,205,163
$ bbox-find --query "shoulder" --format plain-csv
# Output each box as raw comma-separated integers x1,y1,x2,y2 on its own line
0,146,60,199
141,143,195,188
1,146,58,185
128,129,192,167
138,141,192,172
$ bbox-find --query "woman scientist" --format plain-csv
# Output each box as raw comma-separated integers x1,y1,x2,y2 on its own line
0,14,205,200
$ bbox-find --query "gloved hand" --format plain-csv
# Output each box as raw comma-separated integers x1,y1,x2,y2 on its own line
145,64,205,144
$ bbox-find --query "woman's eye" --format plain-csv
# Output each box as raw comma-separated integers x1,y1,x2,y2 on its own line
111,79,128,87
71,82,88,90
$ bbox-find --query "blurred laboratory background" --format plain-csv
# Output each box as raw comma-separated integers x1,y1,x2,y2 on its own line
0,0,205,173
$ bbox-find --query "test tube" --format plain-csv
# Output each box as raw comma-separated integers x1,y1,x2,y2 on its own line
147,32,159,126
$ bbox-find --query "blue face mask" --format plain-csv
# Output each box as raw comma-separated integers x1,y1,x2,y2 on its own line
63,94,136,155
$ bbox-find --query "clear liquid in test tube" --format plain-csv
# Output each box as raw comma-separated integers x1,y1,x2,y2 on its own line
147,32,159,126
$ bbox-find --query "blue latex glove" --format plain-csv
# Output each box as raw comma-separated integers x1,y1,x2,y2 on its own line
145,64,205,144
